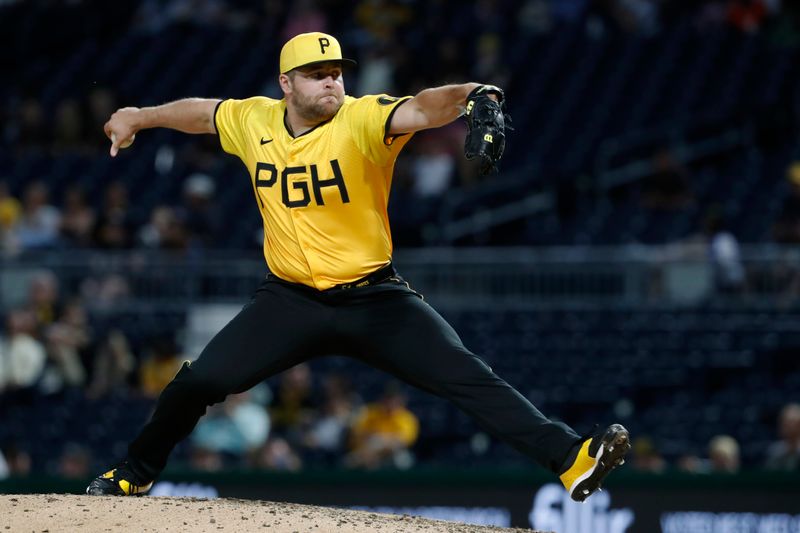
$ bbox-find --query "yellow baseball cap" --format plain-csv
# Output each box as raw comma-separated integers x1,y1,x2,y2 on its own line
279,32,357,73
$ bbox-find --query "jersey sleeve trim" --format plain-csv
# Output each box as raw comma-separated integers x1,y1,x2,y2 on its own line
213,99,225,136
383,97,413,146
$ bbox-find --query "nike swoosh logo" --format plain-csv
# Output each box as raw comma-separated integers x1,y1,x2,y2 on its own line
260,138,272,145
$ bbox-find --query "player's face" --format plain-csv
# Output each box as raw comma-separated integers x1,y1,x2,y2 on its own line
287,62,345,123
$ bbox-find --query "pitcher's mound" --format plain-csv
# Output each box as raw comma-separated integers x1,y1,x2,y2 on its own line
1,494,546,532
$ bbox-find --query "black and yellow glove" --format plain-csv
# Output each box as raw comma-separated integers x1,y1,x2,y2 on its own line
463,84,510,175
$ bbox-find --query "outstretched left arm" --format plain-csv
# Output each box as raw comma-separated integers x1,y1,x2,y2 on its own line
387,83,483,135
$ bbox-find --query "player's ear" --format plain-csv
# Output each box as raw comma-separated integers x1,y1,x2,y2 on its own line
279,73,292,96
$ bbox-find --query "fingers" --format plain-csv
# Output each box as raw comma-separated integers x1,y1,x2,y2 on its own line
105,120,121,157
104,107,139,158
110,133,120,157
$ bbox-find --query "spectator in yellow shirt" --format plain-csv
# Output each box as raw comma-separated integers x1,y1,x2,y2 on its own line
139,337,182,398
346,382,419,469
0,181,21,230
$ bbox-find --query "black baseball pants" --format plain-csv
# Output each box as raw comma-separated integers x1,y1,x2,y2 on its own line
128,271,580,479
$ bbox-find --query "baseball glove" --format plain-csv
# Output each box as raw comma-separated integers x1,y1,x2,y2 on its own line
464,84,510,175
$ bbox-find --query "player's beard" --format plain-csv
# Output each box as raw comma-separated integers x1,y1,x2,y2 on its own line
293,91,343,123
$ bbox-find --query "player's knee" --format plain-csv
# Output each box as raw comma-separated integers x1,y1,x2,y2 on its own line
168,362,228,405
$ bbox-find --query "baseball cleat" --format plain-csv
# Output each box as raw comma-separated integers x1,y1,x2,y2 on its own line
559,424,630,502
86,462,153,496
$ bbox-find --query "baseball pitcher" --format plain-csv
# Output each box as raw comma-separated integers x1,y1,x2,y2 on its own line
87,32,629,502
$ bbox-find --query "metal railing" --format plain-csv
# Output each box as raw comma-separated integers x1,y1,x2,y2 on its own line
2,245,799,311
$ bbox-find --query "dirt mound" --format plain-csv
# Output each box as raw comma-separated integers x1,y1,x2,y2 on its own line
1,494,545,532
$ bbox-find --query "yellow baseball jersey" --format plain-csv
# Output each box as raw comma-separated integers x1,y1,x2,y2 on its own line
215,94,413,290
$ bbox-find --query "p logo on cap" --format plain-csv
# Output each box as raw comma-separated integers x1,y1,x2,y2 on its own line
279,32,357,73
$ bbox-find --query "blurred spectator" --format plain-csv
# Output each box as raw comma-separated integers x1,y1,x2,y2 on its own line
139,0,233,29
252,437,303,472
269,363,317,435
727,0,768,33
302,373,361,460
694,1,729,30
763,0,783,18
138,205,189,251
181,0,236,27
79,273,132,311
138,336,183,398
472,33,510,89
14,181,61,250
180,173,221,249
472,0,507,33
14,98,47,150
0,180,21,254
94,217,133,250
57,443,92,479
768,0,800,47
0,181,21,231
189,447,225,472
518,0,553,35
354,0,411,44
175,134,221,175
345,381,419,469
410,131,457,199
618,0,662,35
764,403,800,470
708,434,741,473
132,0,174,33
60,184,96,248
27,270,62,330
641,148,693,211
281,0,327,42
677,452,704,473
432,36,469,86
355,47,396,96
93,181,136,250
86,88,118,149
53,98,86,151
190,389,271,467
87,330,136,398
551,0,589,22
703,209,745,295
385,156,424,245
138,206,170,248
0,449,8,479
630,436,667,473
409,120,468,201
39,300,91,395
0,443,32,477
772,162,800,243
679,434,741,473
0,309,47,394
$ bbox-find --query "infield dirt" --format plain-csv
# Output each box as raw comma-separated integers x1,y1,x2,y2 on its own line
0,494,548,532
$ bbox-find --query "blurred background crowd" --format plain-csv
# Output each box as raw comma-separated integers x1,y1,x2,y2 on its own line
1,0,799,483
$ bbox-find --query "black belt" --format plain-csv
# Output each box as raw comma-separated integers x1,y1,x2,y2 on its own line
328,262,397,291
